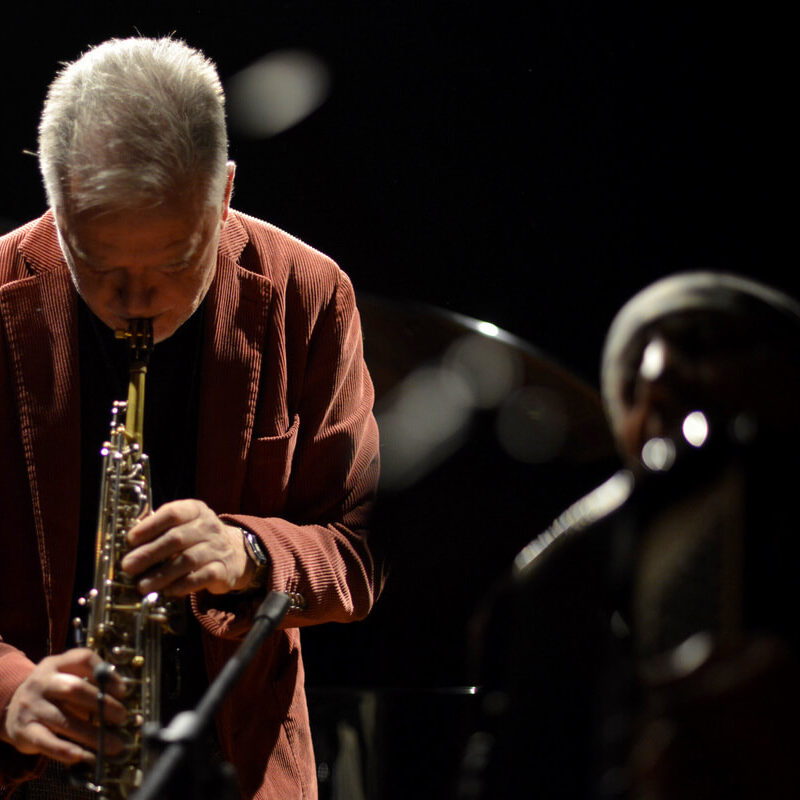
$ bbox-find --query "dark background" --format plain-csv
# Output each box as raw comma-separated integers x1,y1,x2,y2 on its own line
2,2,794,385
2,3,794,794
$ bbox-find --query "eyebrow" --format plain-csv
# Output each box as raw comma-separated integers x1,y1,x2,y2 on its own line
60,213,209,269
67,238,198,269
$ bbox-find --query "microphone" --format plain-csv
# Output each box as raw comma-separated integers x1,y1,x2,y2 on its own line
133,591,291,800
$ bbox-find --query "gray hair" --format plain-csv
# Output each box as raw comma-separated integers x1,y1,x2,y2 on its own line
38,37,229,213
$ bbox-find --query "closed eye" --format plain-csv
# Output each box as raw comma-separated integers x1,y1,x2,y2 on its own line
159,261,190,273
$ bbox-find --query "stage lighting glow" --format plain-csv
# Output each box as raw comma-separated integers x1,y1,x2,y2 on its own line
641,437,676,471
640,337,667,380
475,321,500,337
227,49,331,137
682,410,709,447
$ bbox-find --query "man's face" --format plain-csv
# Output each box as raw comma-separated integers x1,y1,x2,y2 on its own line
57,179,231,344
614,335,731,466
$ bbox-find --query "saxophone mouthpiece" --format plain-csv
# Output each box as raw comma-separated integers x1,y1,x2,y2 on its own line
115,319,154,363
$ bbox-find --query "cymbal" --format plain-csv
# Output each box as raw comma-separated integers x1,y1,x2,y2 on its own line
357,293,615,484
300,294,619,690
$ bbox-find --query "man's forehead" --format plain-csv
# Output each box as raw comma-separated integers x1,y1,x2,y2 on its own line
61,203,214,263
65,228,204,265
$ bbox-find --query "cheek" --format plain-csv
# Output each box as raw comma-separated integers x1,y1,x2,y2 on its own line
163,266,215,322
176,269,211,305
189,254,218,299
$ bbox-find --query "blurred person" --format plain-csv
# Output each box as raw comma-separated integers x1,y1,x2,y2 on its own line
600,273,800,799
460,272,800,799
0,37,380,800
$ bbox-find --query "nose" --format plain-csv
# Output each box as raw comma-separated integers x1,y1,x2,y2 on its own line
116,268,158,318
619,380,673,465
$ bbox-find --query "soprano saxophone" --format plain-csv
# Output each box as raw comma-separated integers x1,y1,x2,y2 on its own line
76,318,170,798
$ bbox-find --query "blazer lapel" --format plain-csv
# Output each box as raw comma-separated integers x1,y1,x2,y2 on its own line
196,250,271,512
0,263,80,653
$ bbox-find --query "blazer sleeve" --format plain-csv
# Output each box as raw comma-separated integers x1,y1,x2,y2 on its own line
192,268,382,639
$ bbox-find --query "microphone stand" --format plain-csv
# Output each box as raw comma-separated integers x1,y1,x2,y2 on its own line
133,591,291,800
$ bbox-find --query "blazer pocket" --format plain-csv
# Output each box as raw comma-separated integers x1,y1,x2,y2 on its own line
244,414,300,515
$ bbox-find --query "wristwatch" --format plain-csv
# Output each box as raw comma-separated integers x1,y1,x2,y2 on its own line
241,528,270,585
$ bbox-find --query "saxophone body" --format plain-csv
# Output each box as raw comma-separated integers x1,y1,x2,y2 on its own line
78,318,170,798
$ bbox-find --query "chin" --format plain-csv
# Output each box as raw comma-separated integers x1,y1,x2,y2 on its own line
152,321,177,344
153,312,194,343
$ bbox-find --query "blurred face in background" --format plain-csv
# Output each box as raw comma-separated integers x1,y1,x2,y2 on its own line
612,313,800,467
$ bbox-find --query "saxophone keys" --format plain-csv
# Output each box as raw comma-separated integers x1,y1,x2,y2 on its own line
109,645,137,665
72,618,86,647
80,588,98,605
120,764,144,796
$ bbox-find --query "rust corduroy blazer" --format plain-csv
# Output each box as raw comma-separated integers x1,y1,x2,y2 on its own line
0,209,381,799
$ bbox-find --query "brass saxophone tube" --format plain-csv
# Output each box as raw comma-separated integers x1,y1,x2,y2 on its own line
115,319,150,447
78,318,169,799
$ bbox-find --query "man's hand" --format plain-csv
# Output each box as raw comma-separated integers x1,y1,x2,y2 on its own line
0,649,127,764
121,499,255,596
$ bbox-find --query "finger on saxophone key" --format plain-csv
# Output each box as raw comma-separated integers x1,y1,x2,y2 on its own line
84,652,127,702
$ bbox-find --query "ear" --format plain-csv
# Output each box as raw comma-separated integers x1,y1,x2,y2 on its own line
220,161,236,223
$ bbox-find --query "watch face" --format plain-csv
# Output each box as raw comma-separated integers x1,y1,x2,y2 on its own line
244,530,268,566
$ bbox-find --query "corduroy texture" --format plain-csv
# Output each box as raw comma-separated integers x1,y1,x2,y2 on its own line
0,210,381,799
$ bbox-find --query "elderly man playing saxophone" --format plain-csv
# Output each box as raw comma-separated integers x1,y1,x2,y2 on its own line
0,37,380,800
